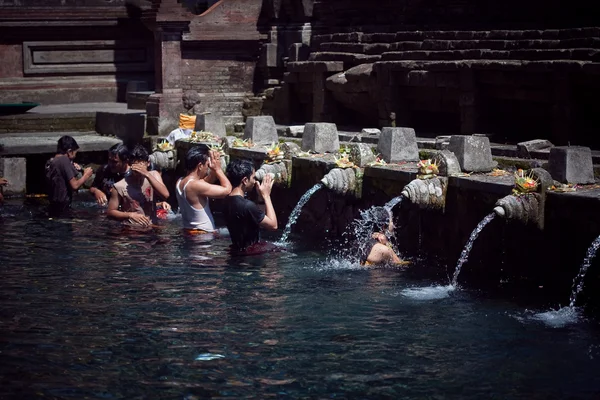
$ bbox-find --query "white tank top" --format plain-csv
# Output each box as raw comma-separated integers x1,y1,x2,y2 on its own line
176,178,216,231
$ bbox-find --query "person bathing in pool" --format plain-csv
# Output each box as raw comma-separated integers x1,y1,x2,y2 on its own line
223,159,278,254
107,145,169,228
176,144,232,234
358,206,407,267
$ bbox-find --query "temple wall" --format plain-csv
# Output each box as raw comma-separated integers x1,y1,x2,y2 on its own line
0,0,154,104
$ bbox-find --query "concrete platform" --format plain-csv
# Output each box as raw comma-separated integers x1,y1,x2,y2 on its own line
0,132,121,156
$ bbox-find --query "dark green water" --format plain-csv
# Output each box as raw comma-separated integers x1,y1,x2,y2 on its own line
1,201,599,399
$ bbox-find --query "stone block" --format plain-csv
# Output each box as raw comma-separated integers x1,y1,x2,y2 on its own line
243,116,279,145
347,143,376,167
234,122,245,133
286,125,304,137
548,146,595,184
517,139,554,158
96,111,146,145
302,123,340,153
361,128,381,136
448,135,496,172
194,113,226,137
289,43,310,62
262,43,279,67
376,127,419,163
0,157,26,197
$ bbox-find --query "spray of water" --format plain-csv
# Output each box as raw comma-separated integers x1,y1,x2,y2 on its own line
569,234,600,307
451,213,496,287
278,183,322,244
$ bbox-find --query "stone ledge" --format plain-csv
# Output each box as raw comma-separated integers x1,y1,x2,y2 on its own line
0,133,121,156
287,61,345,73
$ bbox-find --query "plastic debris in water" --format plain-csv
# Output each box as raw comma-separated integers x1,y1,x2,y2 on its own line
195,353,225,361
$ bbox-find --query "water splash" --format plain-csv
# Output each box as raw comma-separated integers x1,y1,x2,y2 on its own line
278,184,322,243
451,213,496,286
569,234,600,307
401,285,455,300
514,307,580,328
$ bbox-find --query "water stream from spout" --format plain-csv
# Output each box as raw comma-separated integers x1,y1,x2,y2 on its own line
569,234,600,307
451,213,496,287
278,183,323,244
384,195,404,211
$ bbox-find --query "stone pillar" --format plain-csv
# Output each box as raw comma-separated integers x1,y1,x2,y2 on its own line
552,72,572,146
459,70,477,134
146,22,189,136
312,71,329,122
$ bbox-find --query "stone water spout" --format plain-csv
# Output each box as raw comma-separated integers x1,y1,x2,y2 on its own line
400,177,447,209
320,167,359,196
255,162,289,186
493,193,541,224
149,150,176,170
492,168,553,228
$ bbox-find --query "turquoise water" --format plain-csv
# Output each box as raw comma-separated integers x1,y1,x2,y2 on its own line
1,201,600,399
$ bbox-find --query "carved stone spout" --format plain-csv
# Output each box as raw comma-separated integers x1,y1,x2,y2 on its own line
320,167,359,195
493,193,541,224
255,162,289,186
401,177,447,209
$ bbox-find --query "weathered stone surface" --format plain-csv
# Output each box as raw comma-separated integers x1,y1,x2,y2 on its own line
435,135,452,150
548,146,595,184
377,127,419,162
517,139,554,158
433,149,462,176
95,111,146,144
0,157,26,196
286,125,304,138
361,128,381,135
281,142,301,159
194,113,226,137
346,143,376,167
302,123,340,153
448,135,496,172
243,116,278,145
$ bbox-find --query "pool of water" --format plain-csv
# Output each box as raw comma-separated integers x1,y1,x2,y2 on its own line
1,201,600,399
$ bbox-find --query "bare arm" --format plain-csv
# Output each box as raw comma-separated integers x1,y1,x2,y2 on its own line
257,174,277,230
131,165,169,200
69,167,93,191
106,188,150,226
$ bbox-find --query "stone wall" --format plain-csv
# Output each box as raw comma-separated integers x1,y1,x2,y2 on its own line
0,0,154,104
312,0,600,32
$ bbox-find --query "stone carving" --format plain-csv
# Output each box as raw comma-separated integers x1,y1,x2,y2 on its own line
401,177,447,210
182,90,202,115
320,167,358,195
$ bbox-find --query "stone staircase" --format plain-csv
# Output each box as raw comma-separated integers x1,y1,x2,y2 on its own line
309,28,600,68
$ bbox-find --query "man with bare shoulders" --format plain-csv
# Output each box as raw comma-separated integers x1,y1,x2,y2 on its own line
176,144,232,233
107,145,169,228
223,159,278,254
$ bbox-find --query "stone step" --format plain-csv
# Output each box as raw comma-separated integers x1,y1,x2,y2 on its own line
313,28,600,45
318,38,600,54
309,52,382,64
0,132,121,156
381,48,600,61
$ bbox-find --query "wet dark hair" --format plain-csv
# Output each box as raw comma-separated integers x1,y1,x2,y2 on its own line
185,144,210,172
56,135,79,155
130,145,149,163
226,159,254,187
369,206,391,231
109,143,130,163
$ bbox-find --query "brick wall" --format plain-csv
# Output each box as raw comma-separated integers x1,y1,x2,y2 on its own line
181,42,259,117
0,44,22,79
